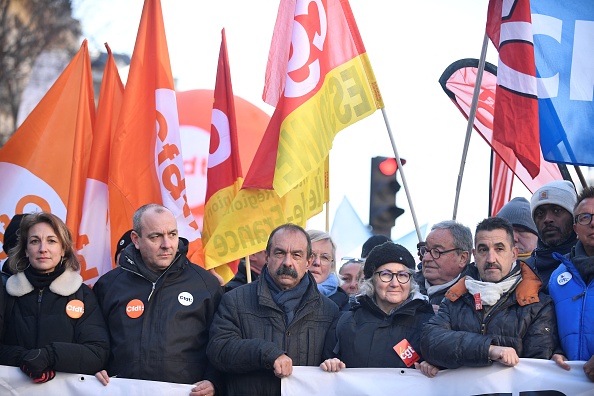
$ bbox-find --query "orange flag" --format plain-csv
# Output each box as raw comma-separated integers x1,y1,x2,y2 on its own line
0,40,94,262
202,30,243,281
244,0,383,195
108,0,203,265
78,44,124,284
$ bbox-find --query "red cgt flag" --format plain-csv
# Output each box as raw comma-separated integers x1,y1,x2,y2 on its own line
202,29,243,281
486,0,540,178
0,40,94,262
244,0,383,196
108,0,203,265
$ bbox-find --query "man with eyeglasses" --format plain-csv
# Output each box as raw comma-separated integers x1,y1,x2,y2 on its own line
307,230,350,311
527,180,578,293
207,224,340,396
549,186,594,382
419,217,556,376
414,220,474,313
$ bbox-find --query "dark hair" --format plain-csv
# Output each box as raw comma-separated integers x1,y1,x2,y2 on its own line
475,217,514,247
266,223,312,258
8,212,80,273
575,186,594,212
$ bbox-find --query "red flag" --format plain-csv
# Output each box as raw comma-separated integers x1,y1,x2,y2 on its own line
490,153,514,216
202,29,243,280
108,0,203,265
438,58,562,211
486,0,540,178
78,44,125,284
244,0,383,195
0,41,94,261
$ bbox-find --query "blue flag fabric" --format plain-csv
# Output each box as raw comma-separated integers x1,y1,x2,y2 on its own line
532,0,594,166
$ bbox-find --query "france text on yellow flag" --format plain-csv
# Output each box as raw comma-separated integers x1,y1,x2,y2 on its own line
243,0,383,197
204,159,327,268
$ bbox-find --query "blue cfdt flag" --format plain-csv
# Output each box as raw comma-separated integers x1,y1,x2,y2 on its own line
532,0,594,166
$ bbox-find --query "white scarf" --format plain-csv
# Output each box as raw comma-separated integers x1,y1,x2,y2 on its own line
425,274,460,298
465,271,521,306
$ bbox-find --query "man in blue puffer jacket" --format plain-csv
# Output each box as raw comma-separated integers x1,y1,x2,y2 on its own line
550,186,594,382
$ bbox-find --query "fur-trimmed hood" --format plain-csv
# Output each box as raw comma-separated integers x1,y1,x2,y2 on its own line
6,268,83,297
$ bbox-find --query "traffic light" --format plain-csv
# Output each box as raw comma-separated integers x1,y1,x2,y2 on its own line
369,156,405,236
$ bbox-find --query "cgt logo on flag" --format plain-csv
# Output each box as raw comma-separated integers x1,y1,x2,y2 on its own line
393,339,420,367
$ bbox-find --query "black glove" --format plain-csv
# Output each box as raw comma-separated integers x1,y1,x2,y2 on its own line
20,347,55,379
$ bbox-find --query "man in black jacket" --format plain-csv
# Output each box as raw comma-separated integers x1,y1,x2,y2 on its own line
206,223,340,396
527,180,578,293
419,217,557,376
93,204,223,395
414,220,474,313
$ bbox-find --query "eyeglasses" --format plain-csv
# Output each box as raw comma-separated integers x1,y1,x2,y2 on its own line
575,213,594,226
419,246,461,260
374,270,411,284
312,252,334,265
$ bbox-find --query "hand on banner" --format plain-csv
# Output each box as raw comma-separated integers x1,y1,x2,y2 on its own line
273,354,293,378
95,370,111,386
488,346,519,367
584,355,594,382
320,358,346,372
414,361,439,378
551,353,571,371
20,348,54,379
189,379,215,396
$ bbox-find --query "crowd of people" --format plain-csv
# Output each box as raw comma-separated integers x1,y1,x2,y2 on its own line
0,179,592,395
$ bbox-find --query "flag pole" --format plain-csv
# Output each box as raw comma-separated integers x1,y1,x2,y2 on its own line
245,256,252,283
452,32,490,221
380,108,422,242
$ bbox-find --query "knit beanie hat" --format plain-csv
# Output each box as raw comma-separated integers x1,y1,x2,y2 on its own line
114,229,133,262
363,242,415,279
361,234,391,258
3,214,28,255
496,197,538,235
530,180,577,219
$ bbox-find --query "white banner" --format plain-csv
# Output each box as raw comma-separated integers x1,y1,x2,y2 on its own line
282,359,592,396
0,366,192,395
1,359,591,395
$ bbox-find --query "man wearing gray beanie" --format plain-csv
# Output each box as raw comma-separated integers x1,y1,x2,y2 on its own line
527,180,578,293
496,197,538,259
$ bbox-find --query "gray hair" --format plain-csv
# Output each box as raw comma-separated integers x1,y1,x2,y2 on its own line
306,229,337,271
358,269,420,299
430,220,473,264
132,204,171,236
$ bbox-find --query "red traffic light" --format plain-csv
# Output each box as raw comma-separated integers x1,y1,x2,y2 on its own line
378,158,406,176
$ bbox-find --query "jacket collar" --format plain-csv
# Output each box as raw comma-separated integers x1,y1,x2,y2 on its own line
6,269,82,297
445,261,541,306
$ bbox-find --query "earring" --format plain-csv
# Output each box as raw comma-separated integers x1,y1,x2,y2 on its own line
16,257,30,272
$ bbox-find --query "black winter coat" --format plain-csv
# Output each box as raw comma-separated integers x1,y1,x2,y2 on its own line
0,269,109,375
323,292,434,368
93,239,223,385
420,262,557,369
328,286,350,311
207,270,340,396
